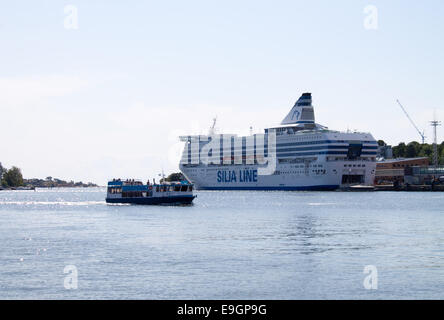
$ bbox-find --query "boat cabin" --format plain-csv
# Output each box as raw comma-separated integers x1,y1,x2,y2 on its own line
106,179,195,205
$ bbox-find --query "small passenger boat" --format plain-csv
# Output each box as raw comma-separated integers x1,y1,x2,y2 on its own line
106,179,196,205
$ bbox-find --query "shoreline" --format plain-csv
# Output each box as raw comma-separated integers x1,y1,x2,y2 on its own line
0,186,103,191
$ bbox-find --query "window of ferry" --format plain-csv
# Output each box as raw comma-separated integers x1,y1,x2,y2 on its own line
181,185,188,192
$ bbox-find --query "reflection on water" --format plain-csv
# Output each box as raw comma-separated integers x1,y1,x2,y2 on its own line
0,188,443,299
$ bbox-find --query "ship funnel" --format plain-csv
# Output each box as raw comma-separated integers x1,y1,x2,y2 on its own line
281,93,315,125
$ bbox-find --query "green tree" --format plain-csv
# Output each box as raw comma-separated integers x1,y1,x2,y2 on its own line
164,172,187,182
439,142,444,164
0,162,4,181
377,140,386,147
2,166,24,187
418,144,433,159
406,142,420,158
393,142,407,158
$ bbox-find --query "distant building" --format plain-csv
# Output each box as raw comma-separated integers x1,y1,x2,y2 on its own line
375,157,429,185
377,157,429,169
404,166,444,185
377,145,393,160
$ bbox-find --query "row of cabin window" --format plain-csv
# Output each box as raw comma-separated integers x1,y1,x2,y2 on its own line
108,188,122,194
122,191,148,198
109,185,193,195
156,185,193,192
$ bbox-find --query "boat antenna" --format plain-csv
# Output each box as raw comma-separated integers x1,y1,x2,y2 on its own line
158,169,166,183
161,169,165,182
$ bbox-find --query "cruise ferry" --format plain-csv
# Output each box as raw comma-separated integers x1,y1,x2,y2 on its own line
106,179,196,205
179,93,377,191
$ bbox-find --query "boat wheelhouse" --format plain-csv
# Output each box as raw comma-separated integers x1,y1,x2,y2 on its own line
106,179,196,205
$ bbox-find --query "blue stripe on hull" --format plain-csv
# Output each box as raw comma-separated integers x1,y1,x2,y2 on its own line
106,195,196,205
197,185,340,191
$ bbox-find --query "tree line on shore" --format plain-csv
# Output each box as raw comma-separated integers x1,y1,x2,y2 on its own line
161,172,187,183
378,140,444,164
0,162,97,189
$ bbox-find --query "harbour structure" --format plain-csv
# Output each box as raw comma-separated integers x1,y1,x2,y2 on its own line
404,166,444,185
179,93,378,190
377,144,393,160
106,179,196,205
374,157,429,185
375,157,444,189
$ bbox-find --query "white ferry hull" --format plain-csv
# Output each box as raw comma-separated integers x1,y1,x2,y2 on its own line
180,158,376,191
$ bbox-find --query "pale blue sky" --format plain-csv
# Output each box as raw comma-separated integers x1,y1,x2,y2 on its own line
1,1,444,184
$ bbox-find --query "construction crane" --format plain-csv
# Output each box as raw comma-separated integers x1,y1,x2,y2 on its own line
396,99,426,144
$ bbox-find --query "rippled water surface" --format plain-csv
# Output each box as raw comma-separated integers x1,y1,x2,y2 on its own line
0,188,443,299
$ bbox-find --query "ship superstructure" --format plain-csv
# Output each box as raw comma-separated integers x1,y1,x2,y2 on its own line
179,93,377,190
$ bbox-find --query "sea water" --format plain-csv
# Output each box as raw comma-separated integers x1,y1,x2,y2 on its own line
0,188,443,299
